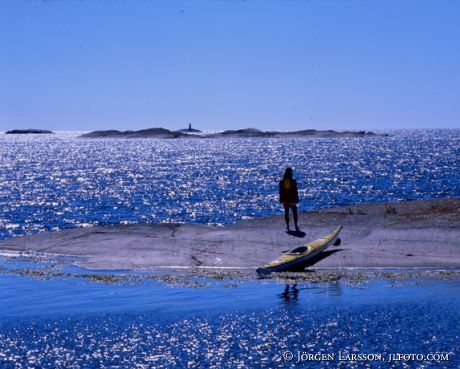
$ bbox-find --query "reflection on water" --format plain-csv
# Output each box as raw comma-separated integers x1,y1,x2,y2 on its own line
279,281,345,306
280,284,299,303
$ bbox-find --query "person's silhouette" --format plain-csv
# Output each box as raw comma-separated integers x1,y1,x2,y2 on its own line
279,167,299,231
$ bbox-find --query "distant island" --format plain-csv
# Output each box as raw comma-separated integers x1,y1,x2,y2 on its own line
79,127,388,139
5,129,54,134
80,128,182,139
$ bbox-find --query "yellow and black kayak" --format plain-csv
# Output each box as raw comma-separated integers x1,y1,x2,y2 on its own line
257,226,343,274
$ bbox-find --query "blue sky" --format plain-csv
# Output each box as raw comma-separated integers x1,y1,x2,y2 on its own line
1,0,459,132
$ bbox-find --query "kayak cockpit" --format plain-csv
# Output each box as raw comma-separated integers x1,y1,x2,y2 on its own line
288,246,309,255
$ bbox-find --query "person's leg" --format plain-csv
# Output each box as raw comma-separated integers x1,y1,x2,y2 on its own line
292,205,299,231
283,204,290,230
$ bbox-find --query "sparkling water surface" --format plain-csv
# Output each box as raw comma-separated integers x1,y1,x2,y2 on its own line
1,129,459,240
0,265,458,369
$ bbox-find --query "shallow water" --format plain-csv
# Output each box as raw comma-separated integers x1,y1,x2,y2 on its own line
0,259,458,368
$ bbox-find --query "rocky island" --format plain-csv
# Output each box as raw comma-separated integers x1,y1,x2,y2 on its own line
79,127,388,139
5,129,54,134
0,198,457,270
80,127,183,139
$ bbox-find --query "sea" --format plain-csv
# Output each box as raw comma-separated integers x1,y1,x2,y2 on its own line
0,129,459,368
1,129,459,239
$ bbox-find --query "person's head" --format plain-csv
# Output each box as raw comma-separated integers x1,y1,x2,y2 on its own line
283,167,293,179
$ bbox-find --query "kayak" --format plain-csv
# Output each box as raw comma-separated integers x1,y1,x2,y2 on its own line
257,226,343,274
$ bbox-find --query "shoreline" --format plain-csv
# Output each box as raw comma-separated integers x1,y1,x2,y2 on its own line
0,247,458,286
0,198,458,272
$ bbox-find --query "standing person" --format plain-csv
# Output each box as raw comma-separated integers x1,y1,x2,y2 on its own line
279,167,299,231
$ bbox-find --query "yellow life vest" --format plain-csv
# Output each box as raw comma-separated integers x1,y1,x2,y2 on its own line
283,179,291,190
